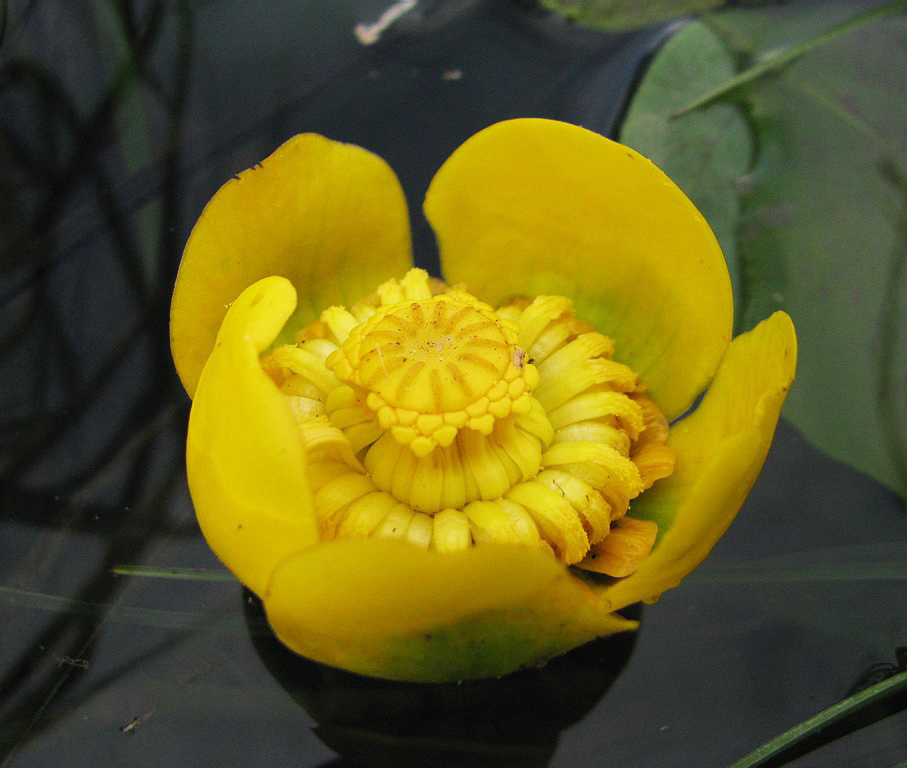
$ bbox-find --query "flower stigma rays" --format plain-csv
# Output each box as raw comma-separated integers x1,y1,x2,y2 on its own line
260,268,675,574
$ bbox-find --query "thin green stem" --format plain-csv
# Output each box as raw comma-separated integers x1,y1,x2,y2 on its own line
673,0,907,117
690,561,907,583
0,585,242,629
111,565,235,582
726,670,907,768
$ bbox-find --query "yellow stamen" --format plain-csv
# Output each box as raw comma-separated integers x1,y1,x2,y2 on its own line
633,391,671,444
405,512,435,549
463,500,520,545
296,417,362,469
632,441,677,489
260,268,675,571
579,516,659,577
433,508,472,552
542,441,644,498
321,306,359,342
336,492,397,538
495,498,545,547
374,503,415,540
506,482,589,564
534,358,637,412
265,343,339,394
536,468,611,544
547,389,644,436
513,295,570,351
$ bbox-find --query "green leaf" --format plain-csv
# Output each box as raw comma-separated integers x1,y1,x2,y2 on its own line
0,585,253,633
721,2,907,498
687,543,907,583
539,0,721,30
673,1,907,116
621,3,907,497
620,21,751,317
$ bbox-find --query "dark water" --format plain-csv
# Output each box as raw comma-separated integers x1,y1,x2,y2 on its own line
1,2,904,766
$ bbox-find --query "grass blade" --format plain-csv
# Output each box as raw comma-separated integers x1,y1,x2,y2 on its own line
111,565,235,582
727,670,907,768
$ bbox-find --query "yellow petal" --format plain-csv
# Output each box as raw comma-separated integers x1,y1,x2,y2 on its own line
424,118,733,419
186,276,320,597
171,134,412,397
599,311,797,611
264,539,636,682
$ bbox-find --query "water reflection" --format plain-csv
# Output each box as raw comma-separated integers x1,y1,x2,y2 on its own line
245,592,639,767
4,1,906,766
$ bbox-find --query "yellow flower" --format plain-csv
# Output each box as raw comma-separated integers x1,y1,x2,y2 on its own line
170,118,796,682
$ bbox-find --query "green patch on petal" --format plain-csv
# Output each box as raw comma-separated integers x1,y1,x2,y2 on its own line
264,539,635,682
369,605,634,683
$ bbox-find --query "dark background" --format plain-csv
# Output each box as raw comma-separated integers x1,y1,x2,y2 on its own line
1,2,904,766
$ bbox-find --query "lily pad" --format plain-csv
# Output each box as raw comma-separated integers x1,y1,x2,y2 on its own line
619,21,751,318
540,0,722,30
621,4,907,498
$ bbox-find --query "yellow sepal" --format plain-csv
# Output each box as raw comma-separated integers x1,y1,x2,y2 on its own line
424,118,733,420
598,311,797,611
171,134,412,397
187,277,320,597
264,538,636,682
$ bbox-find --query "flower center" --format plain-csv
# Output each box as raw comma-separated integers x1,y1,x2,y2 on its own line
260,269,675,575
327,294,536,457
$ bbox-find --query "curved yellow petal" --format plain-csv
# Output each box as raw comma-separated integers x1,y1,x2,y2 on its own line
171,134,413,397
187,277,320,597
264,539,635,682
599,311,797,611
424,118,733,419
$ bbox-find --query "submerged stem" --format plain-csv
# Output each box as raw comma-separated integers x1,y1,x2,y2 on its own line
727,669,907,768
